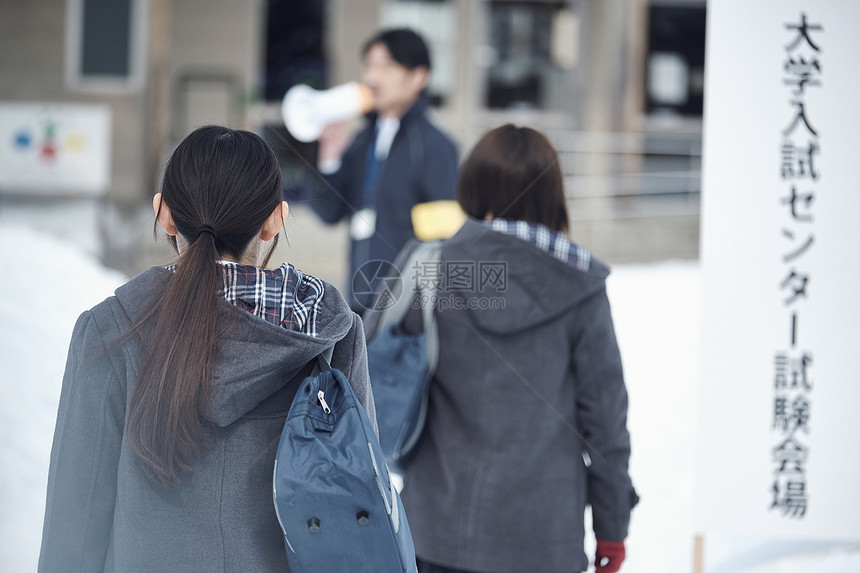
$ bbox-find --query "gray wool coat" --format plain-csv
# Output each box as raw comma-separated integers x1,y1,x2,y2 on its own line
367,219,638,573
38,267,375,572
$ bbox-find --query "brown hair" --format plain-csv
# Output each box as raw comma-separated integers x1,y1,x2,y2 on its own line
127,125,282,488
457,124,569,233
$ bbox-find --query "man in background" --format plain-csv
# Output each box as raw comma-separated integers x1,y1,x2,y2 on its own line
308,28,458,313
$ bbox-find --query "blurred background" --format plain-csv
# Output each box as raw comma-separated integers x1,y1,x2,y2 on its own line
0,1,724,571
6,2,860,572
0,0,705,283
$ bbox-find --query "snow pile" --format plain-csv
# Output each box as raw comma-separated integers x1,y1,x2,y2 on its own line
1,221,858,572
0,223,125,572
607,262,702,572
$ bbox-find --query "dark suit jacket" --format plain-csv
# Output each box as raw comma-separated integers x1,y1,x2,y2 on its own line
309,96,458,310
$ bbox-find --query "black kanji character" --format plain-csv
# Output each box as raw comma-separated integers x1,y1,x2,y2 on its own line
784,13,823,52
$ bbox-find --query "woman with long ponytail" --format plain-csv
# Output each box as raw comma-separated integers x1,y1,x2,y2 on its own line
39,126,376,572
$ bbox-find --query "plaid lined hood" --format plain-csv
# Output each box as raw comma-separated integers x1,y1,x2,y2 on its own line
113,266,357,427
444,218,611,334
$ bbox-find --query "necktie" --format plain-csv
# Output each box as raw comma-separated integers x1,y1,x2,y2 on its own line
360,127,384,209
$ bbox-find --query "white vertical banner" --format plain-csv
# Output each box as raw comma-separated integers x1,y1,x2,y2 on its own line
0,103,111,195
696,0,860,538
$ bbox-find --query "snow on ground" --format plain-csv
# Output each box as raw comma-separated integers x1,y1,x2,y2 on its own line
1,220,858,572
0,223,125,572
607,261,702,573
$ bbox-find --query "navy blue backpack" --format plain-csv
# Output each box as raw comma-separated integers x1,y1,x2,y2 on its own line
273,352,418,573
366,241,441,470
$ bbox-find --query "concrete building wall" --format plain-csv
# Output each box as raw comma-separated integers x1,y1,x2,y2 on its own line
0,0,264,272
0,0,147,203
167,0,259,134
0,0,261,203
1,0,704,270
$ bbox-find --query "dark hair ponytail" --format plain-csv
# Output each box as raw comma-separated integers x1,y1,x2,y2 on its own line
127,126,282,488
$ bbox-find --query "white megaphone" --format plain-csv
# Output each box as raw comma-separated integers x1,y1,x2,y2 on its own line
281,82,374,142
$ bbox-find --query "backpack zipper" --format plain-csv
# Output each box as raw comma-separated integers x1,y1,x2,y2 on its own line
317,390,331,414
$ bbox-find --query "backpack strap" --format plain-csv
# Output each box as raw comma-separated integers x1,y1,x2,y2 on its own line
419,267,439,375
310,346,334,377
380,241,441,374
376,241,442,332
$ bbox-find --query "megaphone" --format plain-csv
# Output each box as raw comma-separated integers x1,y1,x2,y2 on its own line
281,82,374,142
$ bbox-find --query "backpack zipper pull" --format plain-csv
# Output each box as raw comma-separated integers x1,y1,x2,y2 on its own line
317,390,332,414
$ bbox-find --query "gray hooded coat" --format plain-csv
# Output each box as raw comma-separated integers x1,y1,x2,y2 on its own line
38,266,375,572
368,219,637,573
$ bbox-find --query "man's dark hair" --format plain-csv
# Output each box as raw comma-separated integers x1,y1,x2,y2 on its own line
362,28,431,71
457,124,569,233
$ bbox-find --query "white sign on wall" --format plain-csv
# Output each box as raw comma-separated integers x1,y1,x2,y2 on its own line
0,102,111,195
696,0,860,539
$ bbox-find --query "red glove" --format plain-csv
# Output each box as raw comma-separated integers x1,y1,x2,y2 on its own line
595,538,626,573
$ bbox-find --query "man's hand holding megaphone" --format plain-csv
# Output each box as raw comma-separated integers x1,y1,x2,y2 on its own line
316,123,352,173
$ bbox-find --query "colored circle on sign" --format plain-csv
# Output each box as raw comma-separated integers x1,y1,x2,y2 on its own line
65,133,86,152
13,130,32,150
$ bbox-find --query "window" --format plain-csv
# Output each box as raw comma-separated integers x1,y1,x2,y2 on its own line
645,5,707,118
65,0,146,91
260,0,327,199
484,1,577,110
262,0,327,102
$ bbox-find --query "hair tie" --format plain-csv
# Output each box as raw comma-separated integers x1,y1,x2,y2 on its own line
195,224,218,241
